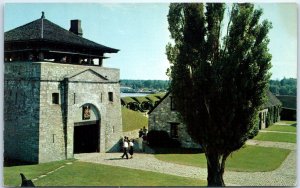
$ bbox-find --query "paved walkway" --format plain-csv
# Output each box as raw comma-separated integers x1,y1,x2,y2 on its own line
259,130,296,134
75,140,296,186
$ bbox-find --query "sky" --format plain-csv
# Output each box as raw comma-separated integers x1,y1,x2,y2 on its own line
3,2,298,80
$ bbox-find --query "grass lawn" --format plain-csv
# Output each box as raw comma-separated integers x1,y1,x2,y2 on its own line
154,145,290,172
122,107,148,132
4,160,71,186
254,132,296,143
275,121,297,126
266,125,296,133
4,160,206,187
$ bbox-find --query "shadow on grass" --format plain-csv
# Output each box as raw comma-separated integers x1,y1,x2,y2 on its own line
150,147,204,154
291,123,297,127
4,158,36,167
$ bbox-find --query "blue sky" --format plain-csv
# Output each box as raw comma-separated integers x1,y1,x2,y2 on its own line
4,3,297,80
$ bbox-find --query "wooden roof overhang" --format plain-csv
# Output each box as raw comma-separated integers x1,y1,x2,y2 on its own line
5,39,110,59
4,17,119,61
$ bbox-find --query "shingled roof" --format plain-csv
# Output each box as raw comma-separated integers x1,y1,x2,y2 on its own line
262,90,282,109
5,17,119,53
149,90,282,114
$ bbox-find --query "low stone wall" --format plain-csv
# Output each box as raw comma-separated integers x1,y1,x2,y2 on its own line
123,129,148,153
123,129,140,140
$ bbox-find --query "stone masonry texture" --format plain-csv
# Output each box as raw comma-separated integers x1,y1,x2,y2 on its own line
4,61,123,163
148,94,200,148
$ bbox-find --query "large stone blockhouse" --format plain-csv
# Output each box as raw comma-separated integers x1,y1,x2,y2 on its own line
4,14,122,163
148,91,282,148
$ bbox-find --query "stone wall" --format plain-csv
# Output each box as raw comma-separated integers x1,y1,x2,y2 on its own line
4,62,41,163
148,94,200,148
4,61,123,163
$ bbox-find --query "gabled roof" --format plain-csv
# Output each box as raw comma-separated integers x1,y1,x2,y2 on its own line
262,90,282,108
147,92,170,114
148,90,282,114
275,95,296,109
5,18,119,53
65,69,118,83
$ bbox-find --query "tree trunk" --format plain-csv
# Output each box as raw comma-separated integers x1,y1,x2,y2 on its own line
206,152,225,187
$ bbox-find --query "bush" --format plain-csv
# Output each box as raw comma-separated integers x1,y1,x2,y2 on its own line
248,124,259,139
168,138,181,148
147,130,181,148
147,130,170,147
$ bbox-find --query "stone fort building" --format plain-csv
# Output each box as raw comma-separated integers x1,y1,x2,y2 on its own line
148,91,281,148
4,13,123,163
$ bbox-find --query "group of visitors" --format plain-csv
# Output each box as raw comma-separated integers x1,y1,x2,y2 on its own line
121,136,134,159
138,126,148,138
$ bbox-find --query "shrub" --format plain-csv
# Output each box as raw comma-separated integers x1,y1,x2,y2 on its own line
147,130,170,147
168,138,181,148
147,130,181,148
248,124,259,139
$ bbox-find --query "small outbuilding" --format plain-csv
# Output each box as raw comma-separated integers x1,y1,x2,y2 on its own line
148,91,282,148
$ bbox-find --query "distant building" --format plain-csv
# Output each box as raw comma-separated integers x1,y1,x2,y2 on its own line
148,91,281,148
276,95,296,121
4,13,122,163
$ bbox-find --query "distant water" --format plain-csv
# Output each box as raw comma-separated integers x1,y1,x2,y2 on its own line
121,93,149,97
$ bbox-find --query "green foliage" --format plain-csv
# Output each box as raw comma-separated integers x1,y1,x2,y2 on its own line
147,130,181,147
269,78,297,96
154,145,290,172
4,160,206,186
122,107,148,132
147,130,170,147
167,3,272,185
120,80,170,91
247,122,259,139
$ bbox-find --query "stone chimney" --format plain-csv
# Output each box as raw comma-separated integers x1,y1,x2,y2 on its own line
69,20,83,37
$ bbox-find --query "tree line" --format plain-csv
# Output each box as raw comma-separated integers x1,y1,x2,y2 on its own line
120,80,169,91
269,78,296,96
121,78,296,96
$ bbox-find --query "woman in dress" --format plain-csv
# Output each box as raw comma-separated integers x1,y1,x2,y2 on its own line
129,139,134,159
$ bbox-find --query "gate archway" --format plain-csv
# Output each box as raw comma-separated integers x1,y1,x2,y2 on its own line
73,104,101,154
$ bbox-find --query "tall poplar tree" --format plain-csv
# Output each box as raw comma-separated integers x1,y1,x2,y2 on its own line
166,3,272,186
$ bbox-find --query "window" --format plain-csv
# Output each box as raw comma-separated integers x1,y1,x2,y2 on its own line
108,92,113,102
73,93,76,104
15,92,18,105
170,123,179,138
170,96,176,111
52,93,59,104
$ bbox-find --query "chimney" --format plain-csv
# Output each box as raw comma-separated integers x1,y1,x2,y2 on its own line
69,20,83,37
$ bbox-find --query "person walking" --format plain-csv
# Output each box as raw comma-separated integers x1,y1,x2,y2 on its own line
121,137,129,159
138,128,143,138
129,139,134,159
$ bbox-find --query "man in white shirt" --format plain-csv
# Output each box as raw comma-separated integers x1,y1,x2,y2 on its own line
121,137,129,159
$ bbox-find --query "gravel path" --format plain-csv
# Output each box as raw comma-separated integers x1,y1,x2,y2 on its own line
75,140,296,186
